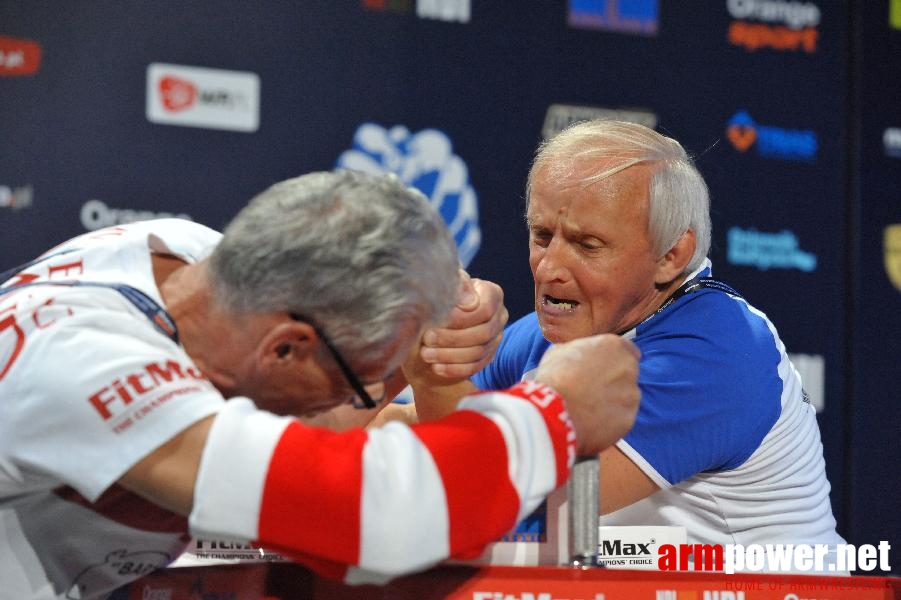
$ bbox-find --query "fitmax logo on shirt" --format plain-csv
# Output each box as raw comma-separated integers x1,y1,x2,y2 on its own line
726,111,818,161
87,360,208,421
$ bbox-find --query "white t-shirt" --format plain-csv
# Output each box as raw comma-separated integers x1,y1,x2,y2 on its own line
0,219,588,597
0,220,226,599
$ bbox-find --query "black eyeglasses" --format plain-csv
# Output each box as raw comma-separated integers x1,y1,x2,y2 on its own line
289,313,386,409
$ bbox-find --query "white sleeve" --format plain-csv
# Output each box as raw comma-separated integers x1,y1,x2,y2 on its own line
188,381,575,580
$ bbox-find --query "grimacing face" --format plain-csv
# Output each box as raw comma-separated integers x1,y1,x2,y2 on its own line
527,161,667,343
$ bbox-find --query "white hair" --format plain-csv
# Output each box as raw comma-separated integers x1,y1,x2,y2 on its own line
526,120,711,272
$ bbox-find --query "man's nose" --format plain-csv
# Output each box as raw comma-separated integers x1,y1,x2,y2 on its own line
534,239,571,282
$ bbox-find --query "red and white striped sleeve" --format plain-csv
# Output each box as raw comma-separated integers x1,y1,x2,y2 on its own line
188,381,576,580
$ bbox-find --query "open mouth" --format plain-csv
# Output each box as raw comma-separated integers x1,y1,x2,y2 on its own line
543,294,579,311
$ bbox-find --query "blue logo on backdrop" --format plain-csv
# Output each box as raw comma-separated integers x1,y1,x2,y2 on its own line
336,123,481,267
568,0,659,35
727,227,817,272
726,110,818,162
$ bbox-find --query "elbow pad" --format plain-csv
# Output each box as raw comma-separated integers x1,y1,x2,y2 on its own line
189,382,575,579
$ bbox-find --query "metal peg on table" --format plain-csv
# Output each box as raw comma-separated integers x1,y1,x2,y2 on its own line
567,455,600,568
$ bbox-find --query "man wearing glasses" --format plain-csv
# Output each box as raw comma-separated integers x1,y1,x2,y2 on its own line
0,170,640,600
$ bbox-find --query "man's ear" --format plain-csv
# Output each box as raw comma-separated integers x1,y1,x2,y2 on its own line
257,319,317,372
654,228,697,285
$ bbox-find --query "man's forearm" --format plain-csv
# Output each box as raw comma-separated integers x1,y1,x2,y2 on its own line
411,379,479,422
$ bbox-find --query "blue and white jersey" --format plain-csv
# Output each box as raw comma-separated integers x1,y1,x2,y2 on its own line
474,262,845,549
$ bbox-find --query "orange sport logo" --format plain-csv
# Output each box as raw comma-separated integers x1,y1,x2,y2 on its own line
726,0,821,53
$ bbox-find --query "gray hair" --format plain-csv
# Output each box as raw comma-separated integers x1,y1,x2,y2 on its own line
209,170,460,372
526,120,711,272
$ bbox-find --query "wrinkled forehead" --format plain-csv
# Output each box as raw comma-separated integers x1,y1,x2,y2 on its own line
528,159,653,216
532,155,592,189
531,153,654,200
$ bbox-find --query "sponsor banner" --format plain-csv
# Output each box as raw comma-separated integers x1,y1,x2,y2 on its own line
80,199,192,231
656,585,895,600
658,541,893,575
128,561,898,599
884,128,901,158
362,0,413,13
726,111,818,162
363,0,470,22
884,224,901,293
146,63,260,132
568,0,660,35
727,227,817,272
170,538,286,567
542,104,658,140
726,0,821,53
0,185,33,210
597,526,687,570
335,122,481,267
417,0,470,22
0,36,41,76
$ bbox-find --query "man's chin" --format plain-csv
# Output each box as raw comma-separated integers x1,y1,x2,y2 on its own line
537,319,581,344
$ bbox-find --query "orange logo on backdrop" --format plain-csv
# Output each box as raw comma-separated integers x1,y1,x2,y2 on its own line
159,76,197,112
727,125,757,152
728,22,818,53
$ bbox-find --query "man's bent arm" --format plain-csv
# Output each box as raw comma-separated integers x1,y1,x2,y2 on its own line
120,382,576,578
598,445,661,514
120,415,214,517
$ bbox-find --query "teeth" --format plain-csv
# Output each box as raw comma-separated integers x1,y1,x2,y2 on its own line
547,296,577,311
